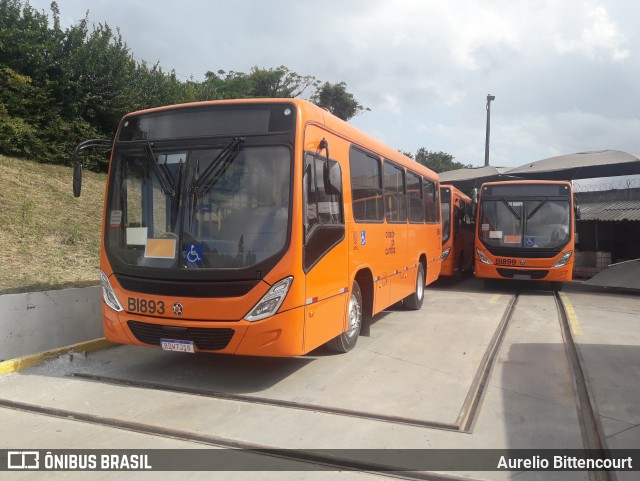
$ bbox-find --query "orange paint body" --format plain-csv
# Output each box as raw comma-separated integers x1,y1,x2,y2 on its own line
98,99,442,356
439,185,474,277
474,180,575,283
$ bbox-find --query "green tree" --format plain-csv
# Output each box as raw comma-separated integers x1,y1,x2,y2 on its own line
409,148,472,173
197,69,253,100
248,65,319,98
0,0,368,168
310,81,369,121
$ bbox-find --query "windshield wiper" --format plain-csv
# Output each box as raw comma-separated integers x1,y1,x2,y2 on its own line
187,158,199,231
144,142,175,197
500,197,521,221
189,137,244,196
527,197,550,220
169,162,184,231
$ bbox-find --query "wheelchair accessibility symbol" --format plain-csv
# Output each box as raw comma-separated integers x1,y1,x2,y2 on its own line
185,243,204,265
525,237,536,247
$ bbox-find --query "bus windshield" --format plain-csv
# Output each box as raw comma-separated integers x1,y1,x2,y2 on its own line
105,144,291,273
479,199,570,249
441,201,451,244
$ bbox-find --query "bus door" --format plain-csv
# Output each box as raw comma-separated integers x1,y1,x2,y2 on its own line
302,142,348,351
463,201,475,271
453,197,464,270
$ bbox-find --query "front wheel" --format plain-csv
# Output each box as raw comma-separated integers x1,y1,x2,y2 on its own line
326,281,363,353
404,263,425,310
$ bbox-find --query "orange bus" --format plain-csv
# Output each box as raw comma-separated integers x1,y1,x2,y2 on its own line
73,98,442,356
439,184,474,277
474,180,575,287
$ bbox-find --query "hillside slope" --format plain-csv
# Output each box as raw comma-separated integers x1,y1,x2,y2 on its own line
0,155,107,293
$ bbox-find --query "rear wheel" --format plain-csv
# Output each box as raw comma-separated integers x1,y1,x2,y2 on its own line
326,281,362,353
404,263,425,310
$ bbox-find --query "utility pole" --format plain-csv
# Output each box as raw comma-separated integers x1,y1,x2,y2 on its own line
484,94,495,167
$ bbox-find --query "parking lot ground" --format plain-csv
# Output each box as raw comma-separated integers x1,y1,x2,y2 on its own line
1,278,637,480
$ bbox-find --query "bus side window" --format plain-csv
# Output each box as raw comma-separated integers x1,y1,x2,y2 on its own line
304,160,318,233
383,160,406,223
423,179,438,223
350,148,383,222
406,171,424,223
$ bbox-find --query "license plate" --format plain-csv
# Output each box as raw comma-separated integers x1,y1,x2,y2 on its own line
495,257,517,266
160,339,195,353
513,274,532,280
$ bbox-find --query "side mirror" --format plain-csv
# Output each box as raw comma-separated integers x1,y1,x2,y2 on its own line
70,138,112,198
73,163,83,197
574,204,581,220
318,137,342,196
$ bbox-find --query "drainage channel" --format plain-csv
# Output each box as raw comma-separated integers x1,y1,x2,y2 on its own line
69,371,458,432
456,293,519,433
67,293,519,435
555,291,614,481
0,398,481,481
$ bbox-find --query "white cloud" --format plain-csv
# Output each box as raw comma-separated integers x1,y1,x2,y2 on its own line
553,4,630,60
382,94,402,115
24,0,640,167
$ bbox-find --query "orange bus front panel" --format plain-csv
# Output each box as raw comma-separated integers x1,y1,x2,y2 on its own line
235,306,306,356
440,244,455,277
103,302,310,357
474,248,574,282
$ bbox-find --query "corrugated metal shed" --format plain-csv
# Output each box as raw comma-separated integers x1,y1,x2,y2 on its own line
579,200,640,222
438,166,512,192
584,260,640,291
439,150,640,192
576,188,640,222
506,150,640,180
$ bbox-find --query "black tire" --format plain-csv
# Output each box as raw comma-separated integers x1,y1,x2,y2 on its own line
326,281,363,353
404,263,425,310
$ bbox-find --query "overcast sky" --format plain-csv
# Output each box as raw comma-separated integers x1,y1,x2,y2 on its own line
28,0,640,170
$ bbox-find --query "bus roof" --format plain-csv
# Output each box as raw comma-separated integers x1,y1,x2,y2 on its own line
120,98,439,182
440,184,472,203
479,179,571,188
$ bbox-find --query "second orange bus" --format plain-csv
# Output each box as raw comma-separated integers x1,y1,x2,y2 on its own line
439,184,474,277
474,180,575,287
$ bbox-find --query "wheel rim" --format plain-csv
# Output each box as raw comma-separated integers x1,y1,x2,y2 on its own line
417,268,425,301
346,292,362,339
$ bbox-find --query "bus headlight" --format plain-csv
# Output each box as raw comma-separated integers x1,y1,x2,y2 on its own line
100,270,124,312
476,248,492,265
553,250,573,268
245,276,293,322
440,248,451,262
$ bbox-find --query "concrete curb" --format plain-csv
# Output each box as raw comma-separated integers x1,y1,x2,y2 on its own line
0,338,118,375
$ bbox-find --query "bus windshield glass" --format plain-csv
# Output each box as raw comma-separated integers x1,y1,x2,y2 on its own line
479,199,570,249
105,144,291,272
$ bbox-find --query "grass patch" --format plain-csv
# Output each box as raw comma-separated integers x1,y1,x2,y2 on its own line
0,155,107,293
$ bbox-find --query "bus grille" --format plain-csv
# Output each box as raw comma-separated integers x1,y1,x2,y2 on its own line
115,275,259,298
496,268,549,280
127,321,235,351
